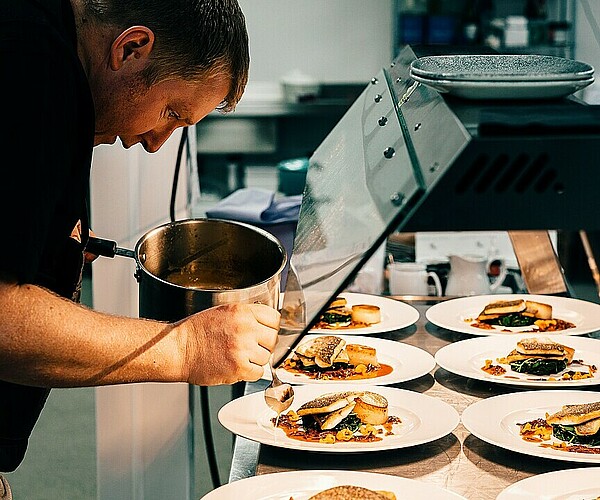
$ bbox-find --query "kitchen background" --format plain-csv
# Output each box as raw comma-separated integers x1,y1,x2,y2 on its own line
6,0,600,499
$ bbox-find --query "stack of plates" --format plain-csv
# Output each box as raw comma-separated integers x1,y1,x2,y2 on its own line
409,54,594,100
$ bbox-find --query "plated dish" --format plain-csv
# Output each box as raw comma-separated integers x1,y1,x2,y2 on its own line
461,390,600,463
410,73,594,100
496,467,600,500
310,293,420,335
426,294,600,336
200,469,467,500
271,334,435,386
218,384,459,453
409,54,595,82
435,334,600,388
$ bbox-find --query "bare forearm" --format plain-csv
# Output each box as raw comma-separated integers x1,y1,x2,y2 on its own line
0,280,185,387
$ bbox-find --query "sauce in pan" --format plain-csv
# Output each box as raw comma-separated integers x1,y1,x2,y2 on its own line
161,268,249,289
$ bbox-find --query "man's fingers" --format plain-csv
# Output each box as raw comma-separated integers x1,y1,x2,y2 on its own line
249,303,281,329
243,361,267,382
249,343,272,368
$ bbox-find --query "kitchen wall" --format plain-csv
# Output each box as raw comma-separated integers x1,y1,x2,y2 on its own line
237,0,394,98
575,0,600,103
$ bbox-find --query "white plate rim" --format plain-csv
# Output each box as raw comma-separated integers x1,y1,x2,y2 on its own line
426,294,600,337
218,384,459,453
496,467,600,500
461,389,600,464
200,469,467,500
410,73,594,99
309,292,420,335
271,334,436,386
435,334,600,388
409,54,595,82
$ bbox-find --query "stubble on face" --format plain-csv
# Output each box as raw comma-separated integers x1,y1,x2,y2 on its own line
93,72,149,146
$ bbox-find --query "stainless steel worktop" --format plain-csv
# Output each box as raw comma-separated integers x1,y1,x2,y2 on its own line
227,301,599,500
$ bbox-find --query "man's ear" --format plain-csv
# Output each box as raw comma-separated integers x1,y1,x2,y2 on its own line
109,26,155,70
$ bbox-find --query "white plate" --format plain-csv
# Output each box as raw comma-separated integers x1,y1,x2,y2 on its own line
218,384,459,453
409,55,594,82
435,335,600,388
426,294,600,337
497,467,600,500
410,73,594,100
310,292,420,335
461,390,600,464
269,334,435,386
201,469,467,500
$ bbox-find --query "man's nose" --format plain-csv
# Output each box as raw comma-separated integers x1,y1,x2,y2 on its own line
143,124,181,153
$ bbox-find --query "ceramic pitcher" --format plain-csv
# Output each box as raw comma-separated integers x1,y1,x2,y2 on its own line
445,254,507,296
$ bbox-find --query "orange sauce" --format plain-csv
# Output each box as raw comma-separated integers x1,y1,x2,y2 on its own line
470,317,576,333
481,363,507,376
540,442,600,454
273,414,400,444
283,363,393,381
313,320,375,330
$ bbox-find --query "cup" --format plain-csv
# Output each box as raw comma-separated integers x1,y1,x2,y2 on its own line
388,262,442,296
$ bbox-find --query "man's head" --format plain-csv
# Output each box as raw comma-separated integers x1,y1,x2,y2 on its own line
76,0,249,151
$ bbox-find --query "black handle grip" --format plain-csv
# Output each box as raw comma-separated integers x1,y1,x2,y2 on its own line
86,236,118,258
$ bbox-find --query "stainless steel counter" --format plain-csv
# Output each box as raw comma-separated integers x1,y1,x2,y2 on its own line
228,301,599,499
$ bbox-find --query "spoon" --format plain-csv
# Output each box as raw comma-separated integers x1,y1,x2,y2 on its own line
264,355,294,423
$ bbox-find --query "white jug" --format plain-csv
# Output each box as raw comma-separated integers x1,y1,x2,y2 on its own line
445,254,507,296
388,262,443,296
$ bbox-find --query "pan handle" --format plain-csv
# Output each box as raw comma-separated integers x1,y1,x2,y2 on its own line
86,236,136,260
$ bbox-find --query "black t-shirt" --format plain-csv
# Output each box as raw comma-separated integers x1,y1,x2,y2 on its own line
0,0,94,471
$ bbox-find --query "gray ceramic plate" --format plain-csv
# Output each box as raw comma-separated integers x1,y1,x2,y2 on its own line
411,73,594,100
410,55,594,82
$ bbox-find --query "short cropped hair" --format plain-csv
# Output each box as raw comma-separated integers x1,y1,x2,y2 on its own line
82,0,249,112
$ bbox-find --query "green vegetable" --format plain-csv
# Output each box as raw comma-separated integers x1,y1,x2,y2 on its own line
492,314,537,327
553,424,600,446
330,413,362,432
510,358,567,375
322,310,351,325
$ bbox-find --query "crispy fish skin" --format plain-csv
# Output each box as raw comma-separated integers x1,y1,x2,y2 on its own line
296,391,364,416
514,337,575,363
546,401,600,425
505,349,568,363
308,485,395,500
478,299,553,322
328,297,348,309
294,336,347,368
482,299,526,316
308,485,395,499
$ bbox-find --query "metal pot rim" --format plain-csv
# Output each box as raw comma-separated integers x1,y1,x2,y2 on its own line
133,217,287,291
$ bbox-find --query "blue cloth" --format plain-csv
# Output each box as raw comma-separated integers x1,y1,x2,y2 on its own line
206,188,301,225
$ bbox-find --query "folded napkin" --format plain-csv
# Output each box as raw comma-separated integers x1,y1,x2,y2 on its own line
205,188,301,225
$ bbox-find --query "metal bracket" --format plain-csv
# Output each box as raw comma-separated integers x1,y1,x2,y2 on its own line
508,230,568,296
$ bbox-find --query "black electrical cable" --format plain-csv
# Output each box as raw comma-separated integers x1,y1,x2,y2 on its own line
169,126,222,490
170,127,188,223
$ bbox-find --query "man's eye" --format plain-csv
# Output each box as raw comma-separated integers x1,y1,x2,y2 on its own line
168,109,180,120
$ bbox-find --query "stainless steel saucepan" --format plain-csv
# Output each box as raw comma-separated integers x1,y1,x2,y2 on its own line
86,218,286,322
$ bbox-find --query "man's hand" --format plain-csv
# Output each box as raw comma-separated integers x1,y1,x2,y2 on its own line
178,302,280,386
